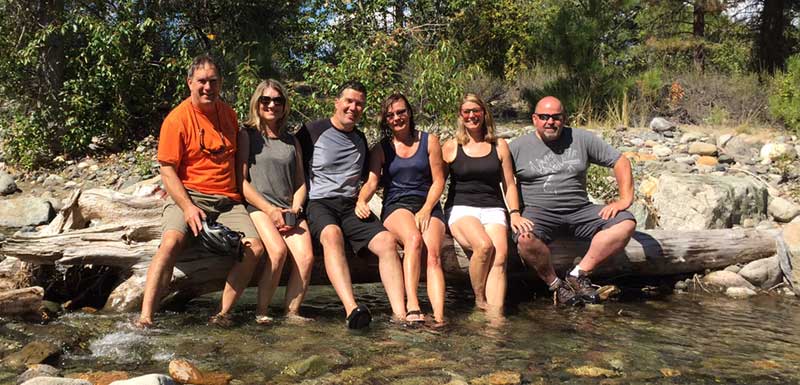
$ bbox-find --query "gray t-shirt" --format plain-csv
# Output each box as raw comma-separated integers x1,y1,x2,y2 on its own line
509,127,621,212
296,119,369,200
246,128,298,209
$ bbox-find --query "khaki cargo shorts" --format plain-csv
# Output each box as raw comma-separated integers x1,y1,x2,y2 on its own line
162,189,259,240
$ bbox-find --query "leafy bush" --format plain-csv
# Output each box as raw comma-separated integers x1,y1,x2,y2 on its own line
769,54,800,134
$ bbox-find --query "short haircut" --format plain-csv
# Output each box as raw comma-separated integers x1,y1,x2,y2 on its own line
336,80,367,99
187,54,220,79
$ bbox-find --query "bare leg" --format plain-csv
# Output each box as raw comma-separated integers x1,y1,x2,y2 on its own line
249,211,288,318
484,224,508,313
422,218,446,323
383,209,423,316
283,220,315,316
516,233,557,285
578,220,635,272
449,216,495,310
138,230,186,326
218,238,264,315
320,225,358,316
367,231,406,319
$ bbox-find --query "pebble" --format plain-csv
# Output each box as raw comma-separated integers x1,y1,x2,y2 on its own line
725,286,758,298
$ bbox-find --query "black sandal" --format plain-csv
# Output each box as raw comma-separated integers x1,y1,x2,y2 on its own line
346,304,372,329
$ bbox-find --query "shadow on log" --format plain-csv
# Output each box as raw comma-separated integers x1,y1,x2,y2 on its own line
0,187,783,313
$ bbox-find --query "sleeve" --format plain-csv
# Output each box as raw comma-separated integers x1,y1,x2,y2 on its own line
295,124,313,181
157,114,183,167
356,130,370,182
583,129,621,168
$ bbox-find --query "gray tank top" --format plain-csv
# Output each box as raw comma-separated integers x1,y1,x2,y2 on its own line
246,128,298,209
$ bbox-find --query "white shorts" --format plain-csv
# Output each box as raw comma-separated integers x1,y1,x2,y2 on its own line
446,205,508,227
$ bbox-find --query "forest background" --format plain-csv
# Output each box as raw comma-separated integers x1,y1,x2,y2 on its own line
0,0,798,169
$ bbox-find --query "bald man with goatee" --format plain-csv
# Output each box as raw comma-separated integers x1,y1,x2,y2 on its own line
508,96,636,306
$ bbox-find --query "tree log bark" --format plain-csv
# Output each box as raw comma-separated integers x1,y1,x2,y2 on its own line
0,287,44,316
0,188,785,312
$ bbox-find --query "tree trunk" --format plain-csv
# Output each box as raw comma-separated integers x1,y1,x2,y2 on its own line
693,0,706,74
756,0,787,73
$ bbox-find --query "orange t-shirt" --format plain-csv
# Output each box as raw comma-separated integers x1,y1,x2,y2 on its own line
157,97,241,201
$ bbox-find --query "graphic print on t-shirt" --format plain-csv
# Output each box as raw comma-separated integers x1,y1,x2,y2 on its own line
526,148,581,195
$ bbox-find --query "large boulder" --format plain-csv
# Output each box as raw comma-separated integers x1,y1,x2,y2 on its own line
651,173,768,230
703,270,756,290
721,134,763,164
0,197,53,227
649,117,676,133
0,171,16,195
784,222,800,295
110,374,176,385
760,142,797,164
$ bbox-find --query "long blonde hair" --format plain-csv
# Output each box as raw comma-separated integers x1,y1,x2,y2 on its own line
455,93,496,145
244,79,290,135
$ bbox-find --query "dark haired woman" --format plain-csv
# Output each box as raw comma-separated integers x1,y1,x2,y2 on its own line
238,79,314,324
356,93,447,326
441,93,531,320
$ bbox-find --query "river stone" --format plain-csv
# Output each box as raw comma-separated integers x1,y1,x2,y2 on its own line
42,174,64,188
2,341,60,369
725,286,758,298
0,197,54,227
768,196,800,222
566,366,619,378
283,355,336,378
723,135,763,164
760,142,797,164
724,265,742,273
168,359,203,384
110,374,176,385
20,378,91,385
688,142,717,156
16,365,61,385
702,271,756,290
651,173,768,230
0,171,16,195
784,222,800,295
66,371,128,385
638,176,658,198
738,256,783,289
470,371,521,385
717,134,734,148
652,145,672,157
680,132,704,144
627,201,656,230
695,156,718,167
649,117,675,133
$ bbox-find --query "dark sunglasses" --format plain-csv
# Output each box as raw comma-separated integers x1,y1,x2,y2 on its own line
385,109,408,120
258,95,286,106
460,108,484,117
535,113,564,121
200,128,227,155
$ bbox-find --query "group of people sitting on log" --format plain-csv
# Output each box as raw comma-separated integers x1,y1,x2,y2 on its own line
135,54,636,330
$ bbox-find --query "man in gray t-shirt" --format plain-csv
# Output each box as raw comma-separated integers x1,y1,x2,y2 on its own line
509,96,636,306
295,81,406,329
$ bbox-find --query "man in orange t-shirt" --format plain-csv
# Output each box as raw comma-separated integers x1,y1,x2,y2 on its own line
137,55,264,328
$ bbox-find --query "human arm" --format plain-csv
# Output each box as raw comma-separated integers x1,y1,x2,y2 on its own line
498,139,533,234
355,144,384,219
160,163,205,236
417,134,446,232
598,154,634,220
290,136,307,216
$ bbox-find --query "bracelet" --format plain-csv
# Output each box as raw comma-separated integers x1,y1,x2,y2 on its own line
509,209,521,215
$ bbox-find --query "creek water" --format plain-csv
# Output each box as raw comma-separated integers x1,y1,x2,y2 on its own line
1,282,799,384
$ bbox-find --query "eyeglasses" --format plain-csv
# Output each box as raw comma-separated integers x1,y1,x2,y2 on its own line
385,109,408,120
534,113,564,122
200,128,227,155
460,108,483,117
258,95,286,107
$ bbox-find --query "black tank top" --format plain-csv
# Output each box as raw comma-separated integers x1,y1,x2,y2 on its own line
445,144,505,209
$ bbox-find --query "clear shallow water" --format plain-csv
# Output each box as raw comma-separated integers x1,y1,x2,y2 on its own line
1,283,800,385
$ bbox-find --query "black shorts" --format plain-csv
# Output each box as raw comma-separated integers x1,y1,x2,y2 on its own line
381,194,445,223
516,204,636,244
307,196,386,254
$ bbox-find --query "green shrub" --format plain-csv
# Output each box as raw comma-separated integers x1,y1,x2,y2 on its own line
769,54,800,134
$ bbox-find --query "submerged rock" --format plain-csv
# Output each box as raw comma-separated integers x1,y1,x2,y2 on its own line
16,364,61,385
566,366,620,378
725,287,758,298
470,371,521,385
168,359,230,385
109,374,176,385
20,378,91,385
2,341,60,369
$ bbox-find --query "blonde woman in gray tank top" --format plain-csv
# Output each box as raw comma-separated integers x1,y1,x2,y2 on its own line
238,79,314,324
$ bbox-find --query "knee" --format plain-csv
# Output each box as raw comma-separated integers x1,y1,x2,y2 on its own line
320,226,344,248
372,231,399,256
266,243,289,262
517,235,548,258
472,238,495,260
404,232,423,254
244,239,265,261
611,219,636,240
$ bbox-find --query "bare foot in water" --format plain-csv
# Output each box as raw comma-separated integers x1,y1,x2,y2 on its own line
133,317,153,329
285,313,313,324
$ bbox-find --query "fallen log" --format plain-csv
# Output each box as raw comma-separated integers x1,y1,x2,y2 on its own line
0,287,44,316
0,187,785,312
